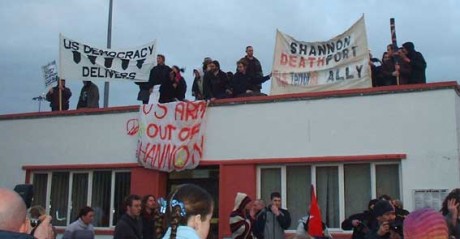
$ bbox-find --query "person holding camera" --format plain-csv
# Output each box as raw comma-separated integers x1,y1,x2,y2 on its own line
365,200,401,239
0,188,54,239
341,199,379,239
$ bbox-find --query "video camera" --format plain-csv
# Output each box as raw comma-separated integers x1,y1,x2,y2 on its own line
389,220,403,237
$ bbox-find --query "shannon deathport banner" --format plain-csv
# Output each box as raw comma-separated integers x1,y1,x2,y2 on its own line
59,34,156,82
136,101,208,172
271,16,371,94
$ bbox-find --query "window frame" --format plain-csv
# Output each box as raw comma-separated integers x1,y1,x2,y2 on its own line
257,161,401,231
30,169,130,228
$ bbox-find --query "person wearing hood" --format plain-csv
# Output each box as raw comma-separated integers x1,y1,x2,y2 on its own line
158,66,187,103
401,42,426,84
341,199,379,239
229,192,254,239
192,68,204,100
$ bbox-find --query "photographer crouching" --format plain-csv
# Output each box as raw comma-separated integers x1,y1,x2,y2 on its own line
366,200,403,239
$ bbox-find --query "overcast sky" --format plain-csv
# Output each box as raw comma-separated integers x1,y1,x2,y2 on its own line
0,0,459,114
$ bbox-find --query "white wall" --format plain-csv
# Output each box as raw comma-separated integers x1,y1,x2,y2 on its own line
1,88,459,210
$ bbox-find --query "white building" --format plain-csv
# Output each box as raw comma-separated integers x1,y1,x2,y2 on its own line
0,81,458,238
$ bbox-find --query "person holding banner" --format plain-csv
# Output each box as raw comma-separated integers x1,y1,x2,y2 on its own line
45,79,72,111
158,66,187,103
380,52,397,86
395,48,412,85
231,60,270,97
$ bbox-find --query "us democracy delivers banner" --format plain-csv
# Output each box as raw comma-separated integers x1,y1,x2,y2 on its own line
270,16,371,94
59,34,156,82
136,101,208,172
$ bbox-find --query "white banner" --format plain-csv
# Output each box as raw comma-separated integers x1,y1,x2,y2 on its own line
59,34,156,82
136,101,208,172
42,60,58,88
271,16,371,94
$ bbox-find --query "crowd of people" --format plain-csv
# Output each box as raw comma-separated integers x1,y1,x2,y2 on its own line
44,45,271,111
135,45,271,104
3,184,459,239
44,42,428,112
369,41,427,87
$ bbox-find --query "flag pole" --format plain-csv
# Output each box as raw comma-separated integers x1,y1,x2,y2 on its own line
103,0,113,108
390,18,400,85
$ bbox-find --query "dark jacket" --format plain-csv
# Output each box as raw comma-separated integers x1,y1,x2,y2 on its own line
113,214,143,239
141,212,156,239
231,72,270,97
341,210,374,239
77,82,99,109
0,230,34,239
159,76,186,104
380,59,396,86
46,86,72,111
241,56,263,92
137,64,171,102
397,59,412,85
254,206,291,239
203,70,231,99
365,227,391,239
407,51,426,84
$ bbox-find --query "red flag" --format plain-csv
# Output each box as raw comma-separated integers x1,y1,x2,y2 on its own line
308,184,323,237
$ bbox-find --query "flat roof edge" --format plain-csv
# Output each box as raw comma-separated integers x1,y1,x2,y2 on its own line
1,81,458,120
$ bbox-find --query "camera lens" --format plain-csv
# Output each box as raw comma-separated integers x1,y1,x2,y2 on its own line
30,218,39,227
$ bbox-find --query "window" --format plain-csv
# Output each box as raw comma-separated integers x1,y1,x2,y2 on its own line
31,170,131,228
316,166,339,228
344,164,371,218
376,164,400,199
31,173,48,209
258,162,400,230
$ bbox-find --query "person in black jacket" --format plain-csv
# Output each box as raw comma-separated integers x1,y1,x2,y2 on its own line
401,42,427,84
114,194,143,239
158,66,186,103
203,60,232,100
141,195,161,239
341,199,378,239
239,46,264,92
136,54,171,104
46,79,72,111
232,60,270,97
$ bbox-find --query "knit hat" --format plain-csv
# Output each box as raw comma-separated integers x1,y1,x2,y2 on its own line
403,208,448,239
373,200,394,217
233,192,251,211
